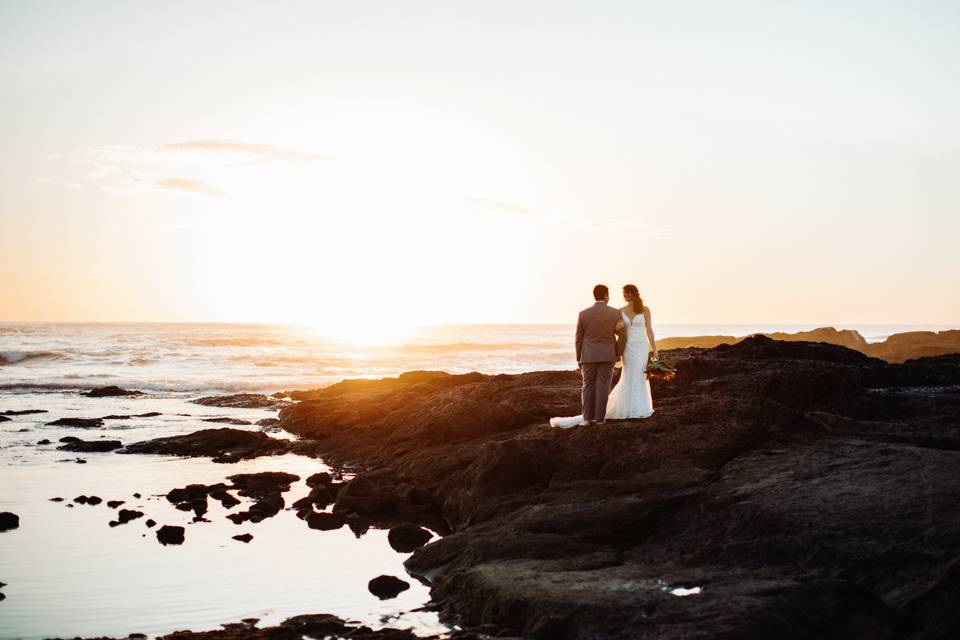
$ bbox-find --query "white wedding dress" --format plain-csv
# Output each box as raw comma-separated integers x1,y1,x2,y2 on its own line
550,310,655,428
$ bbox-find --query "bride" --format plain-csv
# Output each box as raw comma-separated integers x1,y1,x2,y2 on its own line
551,284,658,427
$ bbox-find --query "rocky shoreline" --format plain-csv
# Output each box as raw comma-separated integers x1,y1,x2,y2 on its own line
16,336,960,638
271,336,960,639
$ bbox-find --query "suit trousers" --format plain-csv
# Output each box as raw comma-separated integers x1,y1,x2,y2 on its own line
581,361,615,422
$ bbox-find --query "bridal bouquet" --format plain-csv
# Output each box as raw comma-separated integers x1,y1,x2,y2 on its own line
645,357,677,381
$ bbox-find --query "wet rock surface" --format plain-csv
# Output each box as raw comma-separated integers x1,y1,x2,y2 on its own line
121,428,294,462
276,337,960,639
157,525,185,545
84,386,144,397
367,575,411,600
58,439,123,452
387,524,433,553
0,511,20,532
1,409,48,415
46,417,104,429
192,393,288,409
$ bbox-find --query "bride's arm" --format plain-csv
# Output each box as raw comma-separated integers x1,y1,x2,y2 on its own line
644,306,658,360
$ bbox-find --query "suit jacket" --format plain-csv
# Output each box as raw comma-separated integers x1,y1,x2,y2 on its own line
576,301,627,363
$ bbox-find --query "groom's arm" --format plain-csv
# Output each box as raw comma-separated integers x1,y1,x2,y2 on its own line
615,318,628,358
575,312,584,364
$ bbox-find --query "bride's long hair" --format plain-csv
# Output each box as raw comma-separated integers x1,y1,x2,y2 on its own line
623,284,643,315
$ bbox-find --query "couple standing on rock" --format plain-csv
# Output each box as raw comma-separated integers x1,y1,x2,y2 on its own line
551,284,659,428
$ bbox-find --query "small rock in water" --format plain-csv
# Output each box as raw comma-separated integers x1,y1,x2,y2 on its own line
37,439,51,445
367,575,410,599
16,428,29,432
0,416,9,422
1,409,48,415
145,519,156,528
306,512,344,531
86,496,102,505
0,512,20,532
46,417,104,429
136,412,161,417
107,500,124,508
59,436,82,443
193,393,286,409
75,458,87,464
49,497,64,502
387,523,433,552
58,439,123,452
110,509,144,526
202,417,252,425
133,492,141,498
74,495,89,504
0,592,5,601
156,525,185,545
84,386,144,397
232,533,254,543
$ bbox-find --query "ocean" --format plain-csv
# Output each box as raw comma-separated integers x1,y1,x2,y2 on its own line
0,321,953,638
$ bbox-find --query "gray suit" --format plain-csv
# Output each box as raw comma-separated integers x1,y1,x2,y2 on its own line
576,301,628,422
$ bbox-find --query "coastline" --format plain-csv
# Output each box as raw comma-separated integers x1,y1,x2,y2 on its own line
2,331,959,638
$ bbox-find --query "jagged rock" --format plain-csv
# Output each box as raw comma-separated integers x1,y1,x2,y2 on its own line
0,415,9,422
201,417,252,425
58,439,122,452
145,519,156,528
305,512,344,531
84,386,144,397
121,428,292,461
192,394,287,409
387,524,433,552
156,525,185,545
46,417,103,428
232,533,253,543
114,509,143,525
367,575,410,599
0,512,19,532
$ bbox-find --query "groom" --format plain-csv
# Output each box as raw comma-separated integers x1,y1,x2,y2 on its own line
575,284,628,426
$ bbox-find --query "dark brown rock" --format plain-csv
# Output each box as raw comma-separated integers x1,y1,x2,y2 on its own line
58,439,122,452
156,525,185,545
367,575,410,599
36,438,51,445
202,417,252,425
232,533,253,543
46,417,104,428
305,511,344,531
192,394,288,409
121,428,292,461
85,386,144,397
107,500,124,508
0,512,19,532
388,524,433,552
1,409,48,415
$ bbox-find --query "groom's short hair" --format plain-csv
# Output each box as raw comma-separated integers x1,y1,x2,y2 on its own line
593,284,608,300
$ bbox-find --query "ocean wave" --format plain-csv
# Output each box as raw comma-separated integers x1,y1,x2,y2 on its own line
0,351,64,365
375,341,567,354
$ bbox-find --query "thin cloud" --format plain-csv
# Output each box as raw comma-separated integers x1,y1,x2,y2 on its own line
57,139,324,197
156,177,224,196
155,140,325,165
463,195,541,216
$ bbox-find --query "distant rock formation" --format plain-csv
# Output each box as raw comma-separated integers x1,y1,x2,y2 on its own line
658,326,958,363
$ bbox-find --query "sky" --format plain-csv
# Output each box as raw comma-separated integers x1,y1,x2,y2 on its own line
1,0,959,330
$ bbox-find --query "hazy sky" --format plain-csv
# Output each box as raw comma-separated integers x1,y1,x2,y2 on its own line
2,1,958,329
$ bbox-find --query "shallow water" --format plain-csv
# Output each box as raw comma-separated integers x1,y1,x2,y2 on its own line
0,393,446,639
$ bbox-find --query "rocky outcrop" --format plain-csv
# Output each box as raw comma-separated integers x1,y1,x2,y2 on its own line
656,326,959,364
156,525,185,545
84,386,144,397
121,428,293,462
58,439,123,452
46,417,104,428
278,337,960,639
192,393,288,409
